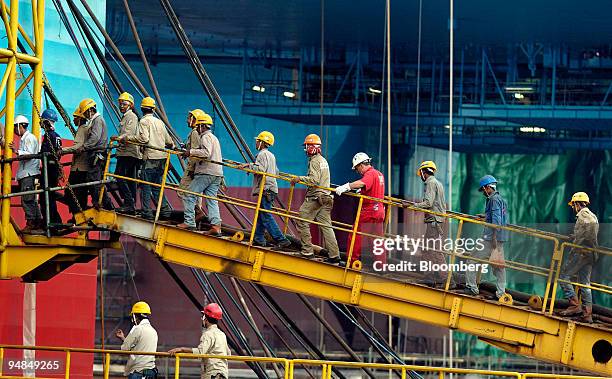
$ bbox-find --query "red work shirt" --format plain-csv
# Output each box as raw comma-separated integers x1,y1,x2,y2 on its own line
360,167,385,217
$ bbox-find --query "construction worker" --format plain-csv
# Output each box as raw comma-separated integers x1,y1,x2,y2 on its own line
414,160,447,285
115,301,159,379
39,109,63,227
82,98,113,210
169,303,230,379
239,131,291,248
178,112,223,235
290,134,340,263
178,109,206,222
558,192,599,323
464,175,508,299
335,152,385,266
111,92,141,215
62,104,91,216
9,115,42,233
120,97,174,220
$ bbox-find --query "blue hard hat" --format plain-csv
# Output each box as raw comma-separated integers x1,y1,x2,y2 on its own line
41,109,58,123
478,175,497,191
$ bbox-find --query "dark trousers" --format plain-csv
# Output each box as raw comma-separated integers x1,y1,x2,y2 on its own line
39,162,62,224
115,156,141,209
66,170,88,213
89,158,113,210
142,159,171,217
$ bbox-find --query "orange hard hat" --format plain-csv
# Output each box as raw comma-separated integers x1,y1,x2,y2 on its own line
303,133,321,145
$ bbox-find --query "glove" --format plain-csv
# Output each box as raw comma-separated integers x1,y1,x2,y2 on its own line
335,182,351,196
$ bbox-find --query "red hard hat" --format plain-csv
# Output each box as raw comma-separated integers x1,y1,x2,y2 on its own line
202,303,223,320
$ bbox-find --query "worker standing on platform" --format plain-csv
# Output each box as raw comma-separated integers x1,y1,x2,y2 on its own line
178,109,206,222
239,131,291,248
39,109,63,227
120,97,174,220
178,112,223,235
335,153,385,266
81,98,113,210
558,192,599,323
10,115,42,233
62,105,91,215
414,160,447,285
116,301,159,379
169,303,231,379
111,92,141,215
290,134,340,263
464,175,508,299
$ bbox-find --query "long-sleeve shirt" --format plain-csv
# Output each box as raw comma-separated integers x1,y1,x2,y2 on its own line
83,113,108,152
63,124,91,172
249,148,278,195
299,154,331,197
192,324,230,379
573,207,599,250
482,191,509,242
414,175,446,223
191,130,223,177
185,129,202,173
120,319,158,376
117,110,142,159
15,130,40,180
127,114,174,160
41,129,62,165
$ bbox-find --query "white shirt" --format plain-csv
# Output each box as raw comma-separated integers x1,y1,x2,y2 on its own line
121,319,158,375
16,130,40,180
192,324,231,379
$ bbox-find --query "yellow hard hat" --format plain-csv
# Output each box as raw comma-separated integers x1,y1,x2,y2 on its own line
194,112,213,126
568,192,590,206
79,98,96,113
131,301,151,315
73,105,84,118
141,97,156,109
303,133,321,145
256,131,275,146
188,109,205,128
118,92,134,104
416,160,437,176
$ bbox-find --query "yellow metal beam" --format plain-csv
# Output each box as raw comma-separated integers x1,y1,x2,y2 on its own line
85,209,611,376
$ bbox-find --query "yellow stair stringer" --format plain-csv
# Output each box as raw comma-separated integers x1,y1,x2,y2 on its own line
89,209,611,376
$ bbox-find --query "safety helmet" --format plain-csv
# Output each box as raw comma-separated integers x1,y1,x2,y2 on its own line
416,160,437,176
141,97,156,109
202,303,223,320
73,105,84,118
478,175,497,191
256,131,275,146
568,192,590,206
41,109,59,123
194,112,213,126
14,115,29,125
131,301,151,315
303,134,321,145
79,98,96,113
352,152,371,169
118,92,135,105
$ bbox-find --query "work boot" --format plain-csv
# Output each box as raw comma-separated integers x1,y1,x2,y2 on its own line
276,239,291,249
560,296,583,316
21,220,35,234
579,305,593,323
204,225,222,237
116,206,136,215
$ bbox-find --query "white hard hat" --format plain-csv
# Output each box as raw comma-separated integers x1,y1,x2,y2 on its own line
14,115,29,125
352,152,371,169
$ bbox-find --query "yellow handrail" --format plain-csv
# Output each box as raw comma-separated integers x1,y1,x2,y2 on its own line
0,344,605,379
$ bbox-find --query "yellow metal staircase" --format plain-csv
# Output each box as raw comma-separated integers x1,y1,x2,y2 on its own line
71,208,611,376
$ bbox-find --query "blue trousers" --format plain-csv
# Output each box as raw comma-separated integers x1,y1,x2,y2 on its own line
254,191,288,245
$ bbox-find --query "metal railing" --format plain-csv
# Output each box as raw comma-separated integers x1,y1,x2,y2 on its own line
95,140,611,317
0,345,604,379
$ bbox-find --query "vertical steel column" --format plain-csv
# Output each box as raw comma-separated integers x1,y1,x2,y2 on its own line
551,47,557,107
1,0,20,254
31,0,45,139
